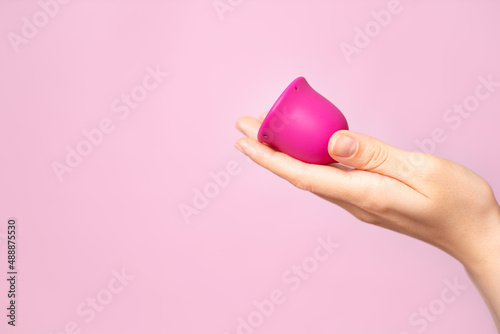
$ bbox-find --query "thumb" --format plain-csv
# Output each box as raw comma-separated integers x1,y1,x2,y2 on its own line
328,130,412,180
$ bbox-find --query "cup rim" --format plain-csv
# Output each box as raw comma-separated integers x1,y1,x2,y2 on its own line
258,76,305,141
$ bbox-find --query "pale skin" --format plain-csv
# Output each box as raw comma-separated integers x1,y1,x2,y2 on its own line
235,113,500,331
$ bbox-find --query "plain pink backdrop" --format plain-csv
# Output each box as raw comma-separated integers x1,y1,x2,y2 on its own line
1,0,499,333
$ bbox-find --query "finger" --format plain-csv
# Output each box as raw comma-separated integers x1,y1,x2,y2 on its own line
317,190,429,238
235,137,359,202
258,112,268,122
234,137,424,214
328,130,428,190
314,193,381,226
327,162,353,172
235,116,261,139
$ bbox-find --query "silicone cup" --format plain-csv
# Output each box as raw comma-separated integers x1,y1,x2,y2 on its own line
257,77,349,164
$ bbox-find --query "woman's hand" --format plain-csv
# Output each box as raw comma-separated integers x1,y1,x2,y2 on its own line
235,114,500,330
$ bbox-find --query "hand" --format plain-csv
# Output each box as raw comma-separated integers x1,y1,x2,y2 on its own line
235,114,500,329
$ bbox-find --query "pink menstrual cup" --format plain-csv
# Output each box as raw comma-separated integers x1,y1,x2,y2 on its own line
257,77,349,164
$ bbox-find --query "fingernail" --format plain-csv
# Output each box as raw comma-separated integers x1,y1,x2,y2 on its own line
331,135,357,157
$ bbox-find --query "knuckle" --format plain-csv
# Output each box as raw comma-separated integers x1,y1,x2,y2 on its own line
419,154,446,176
404,152,426,170
358,183,391,215
362,198,390,215
357,211,383,226
364,144,390,171
290,166,312,192
398,152,439,179
293,179,310,191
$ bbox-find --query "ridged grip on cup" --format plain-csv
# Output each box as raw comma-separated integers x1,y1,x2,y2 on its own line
257,77,348,164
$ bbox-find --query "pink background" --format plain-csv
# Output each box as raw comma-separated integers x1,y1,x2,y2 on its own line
1,0,500,333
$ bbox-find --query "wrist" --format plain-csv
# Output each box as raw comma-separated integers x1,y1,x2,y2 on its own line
458,205,500,330
461,205,500,275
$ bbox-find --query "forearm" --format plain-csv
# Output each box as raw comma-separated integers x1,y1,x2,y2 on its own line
466,262,500,331
463,209,500,332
